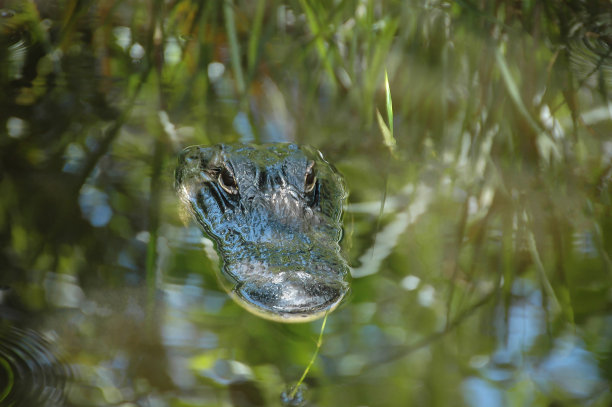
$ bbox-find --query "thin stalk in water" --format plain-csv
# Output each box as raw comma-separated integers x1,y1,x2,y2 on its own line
289,311,329,400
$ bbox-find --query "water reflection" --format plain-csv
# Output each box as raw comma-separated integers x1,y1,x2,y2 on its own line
463,279,608,406
1,0,612,405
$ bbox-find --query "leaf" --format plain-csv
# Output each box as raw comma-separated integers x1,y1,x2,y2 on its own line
385,71,394,139
377,70,396,156
376,108,396,153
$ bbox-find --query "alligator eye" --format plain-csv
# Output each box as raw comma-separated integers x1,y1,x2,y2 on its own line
304,161,317,193
218,166,238,194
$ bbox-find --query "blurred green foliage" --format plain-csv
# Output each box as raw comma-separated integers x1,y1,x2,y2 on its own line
0,0,611,406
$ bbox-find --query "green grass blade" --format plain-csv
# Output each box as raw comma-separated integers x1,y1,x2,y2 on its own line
247,0,266,80
377,71,396,155
385,70,394,140
495,46,541,134
223,0,245,96
288,312,329,400
377,109,396,153
298,0,337,92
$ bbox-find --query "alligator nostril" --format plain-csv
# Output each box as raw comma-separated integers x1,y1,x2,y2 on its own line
179,148,201,166
270,174,285,187
258,171,267,190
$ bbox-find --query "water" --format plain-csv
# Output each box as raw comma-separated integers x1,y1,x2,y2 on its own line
0,325,71,406
1,1,611,406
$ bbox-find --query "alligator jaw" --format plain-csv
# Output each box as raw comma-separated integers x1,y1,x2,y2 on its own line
226,260,350,322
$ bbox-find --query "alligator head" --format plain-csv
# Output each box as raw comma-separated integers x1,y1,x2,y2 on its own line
175,143,350,322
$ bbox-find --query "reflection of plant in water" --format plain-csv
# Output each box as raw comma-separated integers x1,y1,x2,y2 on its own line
0,0,611,406
282,312,328,406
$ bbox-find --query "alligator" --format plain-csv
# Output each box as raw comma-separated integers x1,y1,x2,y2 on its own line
175,143,350,322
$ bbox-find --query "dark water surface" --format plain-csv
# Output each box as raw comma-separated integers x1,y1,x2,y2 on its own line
1,1,612,406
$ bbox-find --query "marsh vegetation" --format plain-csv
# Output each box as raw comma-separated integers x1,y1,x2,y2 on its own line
1,0,612,405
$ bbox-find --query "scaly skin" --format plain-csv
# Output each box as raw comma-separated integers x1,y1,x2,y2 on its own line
175,143,350,322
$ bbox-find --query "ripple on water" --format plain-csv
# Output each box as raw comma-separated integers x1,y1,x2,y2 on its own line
281,383,307,407
567,10,612,85
0,326,73,407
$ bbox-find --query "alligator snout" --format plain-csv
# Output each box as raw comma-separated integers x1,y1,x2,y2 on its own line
235,270,349,320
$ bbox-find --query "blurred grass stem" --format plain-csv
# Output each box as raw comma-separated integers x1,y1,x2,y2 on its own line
223,0,246,98
289,311,329,400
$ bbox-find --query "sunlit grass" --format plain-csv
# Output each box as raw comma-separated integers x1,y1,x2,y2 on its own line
376,70,396,156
